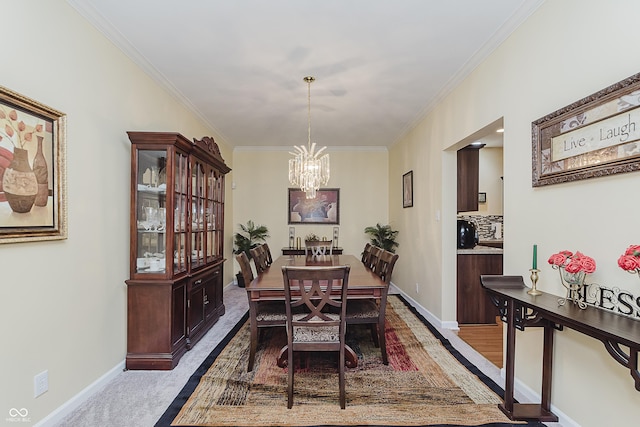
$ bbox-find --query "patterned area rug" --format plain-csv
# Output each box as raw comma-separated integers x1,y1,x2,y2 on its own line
156,295,546,427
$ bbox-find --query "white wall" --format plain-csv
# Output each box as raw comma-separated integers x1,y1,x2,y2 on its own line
0,1,232,423
390,0,640,425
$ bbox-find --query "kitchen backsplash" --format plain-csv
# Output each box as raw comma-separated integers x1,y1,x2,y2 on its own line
458,214,503,240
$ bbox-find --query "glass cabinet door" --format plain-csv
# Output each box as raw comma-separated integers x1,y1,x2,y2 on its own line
191,159,206,269
135,149,167,273
173,151,188,274
207,168,224,263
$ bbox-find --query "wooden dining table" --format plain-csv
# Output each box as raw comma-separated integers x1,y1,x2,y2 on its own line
246,254,387,368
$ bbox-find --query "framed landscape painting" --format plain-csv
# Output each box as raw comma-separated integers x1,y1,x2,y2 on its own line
288,188,339,225
0,86,67,243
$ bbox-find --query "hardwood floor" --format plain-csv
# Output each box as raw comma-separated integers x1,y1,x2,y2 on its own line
457,318,503,368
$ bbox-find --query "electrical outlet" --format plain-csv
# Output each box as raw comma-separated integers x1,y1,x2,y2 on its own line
34,370,48,397
416,283,419,293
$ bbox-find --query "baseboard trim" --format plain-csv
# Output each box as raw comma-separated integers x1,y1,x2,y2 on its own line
34,360,125,427
390,283,459,331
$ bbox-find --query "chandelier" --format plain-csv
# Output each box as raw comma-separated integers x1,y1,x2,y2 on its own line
288,76,330,199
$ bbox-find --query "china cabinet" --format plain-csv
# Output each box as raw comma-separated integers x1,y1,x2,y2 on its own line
125,132,230,370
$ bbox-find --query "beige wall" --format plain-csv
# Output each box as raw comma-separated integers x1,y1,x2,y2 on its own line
0,1,232,423
231,148,389,272
390,0,640,425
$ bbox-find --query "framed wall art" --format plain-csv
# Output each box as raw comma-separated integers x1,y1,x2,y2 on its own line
403,170,413,208
0,85,67,243
288,188,339,224
532,72,640,187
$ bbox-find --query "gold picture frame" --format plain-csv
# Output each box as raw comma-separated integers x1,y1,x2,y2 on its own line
0,86,67,243
532,72,640,187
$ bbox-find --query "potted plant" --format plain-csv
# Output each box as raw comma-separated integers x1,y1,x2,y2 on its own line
364,223,399,253
233,220,269,287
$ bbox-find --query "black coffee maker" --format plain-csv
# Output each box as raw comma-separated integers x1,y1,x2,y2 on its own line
457,219,478,249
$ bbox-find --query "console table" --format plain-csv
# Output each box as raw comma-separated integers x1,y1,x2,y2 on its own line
481,275,640,422
281,247,343,255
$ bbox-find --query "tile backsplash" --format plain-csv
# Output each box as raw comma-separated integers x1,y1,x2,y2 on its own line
458,214,503,240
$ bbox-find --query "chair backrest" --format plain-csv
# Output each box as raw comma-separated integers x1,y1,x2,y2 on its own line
281,265,351,333
374,250,399,284
366,246,383,271
361,243,372,265
305,240,333,257
235,252,254,285
250,245,269,274
262,243,273,266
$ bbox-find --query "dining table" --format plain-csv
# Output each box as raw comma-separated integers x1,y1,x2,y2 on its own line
246,254,387,368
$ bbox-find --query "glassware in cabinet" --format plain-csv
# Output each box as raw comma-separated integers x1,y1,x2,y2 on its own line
135,149,167,273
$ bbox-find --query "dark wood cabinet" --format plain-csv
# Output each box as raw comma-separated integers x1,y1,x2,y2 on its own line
457,253,502,324
457,146,480,213
125,132,230,370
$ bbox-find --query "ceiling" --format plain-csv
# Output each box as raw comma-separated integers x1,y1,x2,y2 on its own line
68,0,542,149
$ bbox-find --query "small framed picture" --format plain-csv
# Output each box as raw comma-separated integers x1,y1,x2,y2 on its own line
478,192,487,203
402,171,413,208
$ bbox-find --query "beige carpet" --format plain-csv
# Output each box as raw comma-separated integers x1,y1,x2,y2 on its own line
157,296,545,427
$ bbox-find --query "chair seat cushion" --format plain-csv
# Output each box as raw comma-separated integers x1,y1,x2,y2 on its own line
292,313,340,342
256,301,287,322
346,299,379,319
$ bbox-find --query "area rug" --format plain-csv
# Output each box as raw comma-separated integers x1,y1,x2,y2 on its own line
156,295,546,427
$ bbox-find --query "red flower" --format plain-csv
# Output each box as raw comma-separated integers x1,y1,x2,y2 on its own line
548,252,569,266
580,256,597,274
624,245,640,257
618,255,639,271
619,245,640,274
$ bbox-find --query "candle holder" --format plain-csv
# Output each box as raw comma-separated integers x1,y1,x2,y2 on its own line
527,268,542,295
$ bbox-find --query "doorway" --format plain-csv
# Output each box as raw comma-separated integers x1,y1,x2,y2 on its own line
455,118,504,368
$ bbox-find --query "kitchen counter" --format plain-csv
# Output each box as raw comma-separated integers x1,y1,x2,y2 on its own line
457,244,504,255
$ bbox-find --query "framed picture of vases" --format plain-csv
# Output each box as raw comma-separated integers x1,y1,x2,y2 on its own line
0,86,67,243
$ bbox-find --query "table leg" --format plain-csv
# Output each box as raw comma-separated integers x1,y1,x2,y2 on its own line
500,298,516,416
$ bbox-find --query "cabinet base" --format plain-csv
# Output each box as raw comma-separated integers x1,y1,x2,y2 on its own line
126,349,185,370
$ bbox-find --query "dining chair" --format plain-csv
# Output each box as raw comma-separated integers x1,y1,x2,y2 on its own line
361,243,372,265
346,250,399,365
281,265,351,409
365,245,383,271
305,240,333,257
262,242,273,266
250,245,270,274
236,252,286,371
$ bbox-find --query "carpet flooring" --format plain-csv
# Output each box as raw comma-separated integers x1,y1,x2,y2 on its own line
155,295,546,427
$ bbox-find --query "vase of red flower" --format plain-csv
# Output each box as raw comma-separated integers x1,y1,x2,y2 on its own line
618,245,640,280
547,250,596,309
